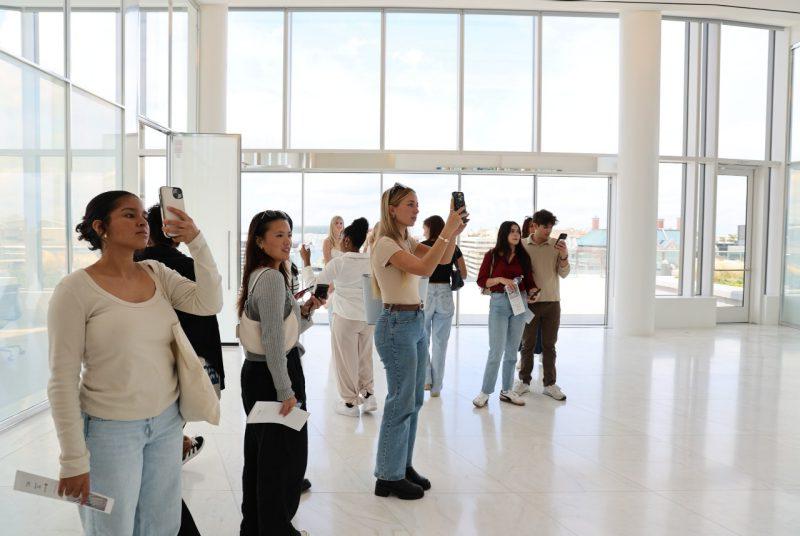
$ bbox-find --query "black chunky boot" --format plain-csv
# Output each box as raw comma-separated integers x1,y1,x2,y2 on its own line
374,478,424,500
405,466,431,491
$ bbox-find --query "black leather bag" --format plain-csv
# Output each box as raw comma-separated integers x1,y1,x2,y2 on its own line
450,267,465,291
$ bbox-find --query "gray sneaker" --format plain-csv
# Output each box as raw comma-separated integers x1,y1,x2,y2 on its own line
543,384,566,401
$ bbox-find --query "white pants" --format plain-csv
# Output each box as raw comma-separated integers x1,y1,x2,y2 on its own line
330,313,375,405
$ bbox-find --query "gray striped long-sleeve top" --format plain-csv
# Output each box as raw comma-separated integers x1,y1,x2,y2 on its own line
244,268,312,401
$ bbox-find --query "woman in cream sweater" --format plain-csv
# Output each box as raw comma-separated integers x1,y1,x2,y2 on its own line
47,190,222,535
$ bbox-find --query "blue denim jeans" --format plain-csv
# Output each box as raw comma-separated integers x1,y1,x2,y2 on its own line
373,308,428,481
481,294,527,394
80,402,183,536
424,284,454,393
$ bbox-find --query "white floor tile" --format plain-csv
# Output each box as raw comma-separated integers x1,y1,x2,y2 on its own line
2,324,800,535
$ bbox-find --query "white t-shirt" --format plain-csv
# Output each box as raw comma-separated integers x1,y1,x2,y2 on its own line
303,252,371,321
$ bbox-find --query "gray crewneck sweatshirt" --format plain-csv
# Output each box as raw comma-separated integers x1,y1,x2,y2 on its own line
244,268,312,400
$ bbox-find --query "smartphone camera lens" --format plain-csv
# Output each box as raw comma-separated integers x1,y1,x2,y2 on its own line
173,188,183,199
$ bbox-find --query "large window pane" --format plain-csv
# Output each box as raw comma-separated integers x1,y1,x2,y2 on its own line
0,54,67,422
289,12,380,149
656,163,684,295
713,174,748,307
71,8,119,102
142,8,169,127
538,176,609,323
0,8,21,56
171,4,190,131
541,16,619,154
660,20,686,156
71,88,122,270
459,175,533,323
383,173,458,240
227,11,283,149
37,10,65,75
385,12,459,150
463,14,533,152
241,172,302,268
303,173,381,269
791,49,800,162
783,166,800,325
141,156,166,208
718,25,769,160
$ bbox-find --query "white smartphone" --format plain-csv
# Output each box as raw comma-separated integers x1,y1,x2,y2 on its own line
159,186,186,237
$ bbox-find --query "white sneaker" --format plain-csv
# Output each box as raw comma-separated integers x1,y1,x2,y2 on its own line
543,384,566,401
499,390,526,406
361,394,378,413
472,392,489,408
335,400,360,417
512,380,530,396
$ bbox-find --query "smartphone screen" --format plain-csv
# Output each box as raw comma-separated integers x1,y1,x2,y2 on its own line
451,191,465,211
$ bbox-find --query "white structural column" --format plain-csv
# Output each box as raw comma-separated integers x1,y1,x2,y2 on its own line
199,4,228,132
613,10,661,335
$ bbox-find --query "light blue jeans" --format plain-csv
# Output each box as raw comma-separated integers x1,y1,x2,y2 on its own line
373,309,428,481
424,284,454,394
80,401,183,536
481,294,527,395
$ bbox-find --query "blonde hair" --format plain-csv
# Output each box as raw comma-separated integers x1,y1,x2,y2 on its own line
371,184,416,296
326,215,344,250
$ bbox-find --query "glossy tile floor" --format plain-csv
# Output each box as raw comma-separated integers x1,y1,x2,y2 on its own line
2,324,800,535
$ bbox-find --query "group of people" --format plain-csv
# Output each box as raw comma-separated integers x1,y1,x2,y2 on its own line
46,184,570,535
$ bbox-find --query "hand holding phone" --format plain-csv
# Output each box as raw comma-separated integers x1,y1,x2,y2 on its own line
159,187,186,237
314,283,329,300
451,191,469,224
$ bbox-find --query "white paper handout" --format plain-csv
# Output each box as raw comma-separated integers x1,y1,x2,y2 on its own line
14,470,114,514
246,401,310,431
505,280,527,316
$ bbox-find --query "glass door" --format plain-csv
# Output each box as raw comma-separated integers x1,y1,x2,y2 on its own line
713,169,753,322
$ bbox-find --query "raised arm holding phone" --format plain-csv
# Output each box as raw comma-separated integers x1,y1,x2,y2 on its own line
48,190,222,535
370,184,467,501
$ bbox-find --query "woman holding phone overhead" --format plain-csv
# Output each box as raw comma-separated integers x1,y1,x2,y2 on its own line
370,184,467,500
47,190,222,535
237,210,324,536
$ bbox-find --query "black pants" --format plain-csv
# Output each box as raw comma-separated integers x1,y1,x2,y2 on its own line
179,500,201,536
240,349,308,536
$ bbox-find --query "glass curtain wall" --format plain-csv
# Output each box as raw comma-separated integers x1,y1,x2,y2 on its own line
782,47,800,325
137,0,198,197
0,1,123,424
241,172,610,325
228,12,779,322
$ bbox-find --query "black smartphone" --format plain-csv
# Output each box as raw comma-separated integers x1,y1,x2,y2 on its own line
314,284,329,300
557,233,567,243
452,191,468,223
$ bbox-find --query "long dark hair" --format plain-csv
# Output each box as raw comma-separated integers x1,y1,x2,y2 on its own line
522,216,533,239
238,210,293,317
423,215,445,242
146,204,177,248
492,221,532,280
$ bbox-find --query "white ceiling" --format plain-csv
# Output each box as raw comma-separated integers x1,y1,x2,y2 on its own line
204,0,800,28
